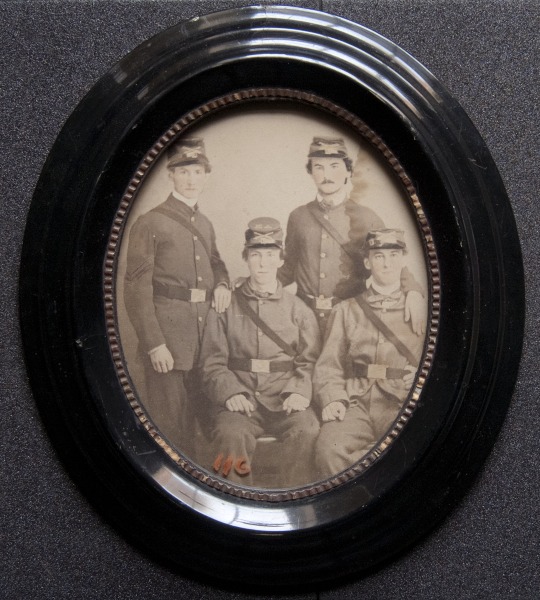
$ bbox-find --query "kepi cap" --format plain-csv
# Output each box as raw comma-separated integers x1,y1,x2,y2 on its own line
308,136,349,159
245,217,283,248
167,138,211,172
365,228,406,250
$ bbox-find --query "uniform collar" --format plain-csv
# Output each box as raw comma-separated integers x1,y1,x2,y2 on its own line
241,278,283,300
171,189,198,209
316,189,348,211
164,193,199,216
366,277,403,301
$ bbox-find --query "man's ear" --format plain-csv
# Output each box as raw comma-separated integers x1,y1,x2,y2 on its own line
363,257,371,271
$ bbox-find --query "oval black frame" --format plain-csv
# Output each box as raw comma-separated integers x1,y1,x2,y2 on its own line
19,6,524,592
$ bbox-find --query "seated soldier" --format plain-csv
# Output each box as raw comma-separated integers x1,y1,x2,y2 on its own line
199,217,321,488
313,228,426,479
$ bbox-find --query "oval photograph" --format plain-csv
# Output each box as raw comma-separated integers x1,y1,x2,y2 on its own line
113,97,432,495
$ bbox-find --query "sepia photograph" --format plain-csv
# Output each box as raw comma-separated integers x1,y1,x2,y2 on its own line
114,100,430,492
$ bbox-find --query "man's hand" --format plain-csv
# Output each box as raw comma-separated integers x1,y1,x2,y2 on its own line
404,289,427,336
212,286,232,313
403,365,417,388
282,393,310,415
321,401,347,422
149,344,174,373
225,394,255,417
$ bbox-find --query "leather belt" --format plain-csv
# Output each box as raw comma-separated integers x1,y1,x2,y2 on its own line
349,363,408,380
153,281,210,303
297,292,339,311
228,358,294,374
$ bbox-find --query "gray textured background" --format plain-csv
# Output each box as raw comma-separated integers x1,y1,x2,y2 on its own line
1,1,539,598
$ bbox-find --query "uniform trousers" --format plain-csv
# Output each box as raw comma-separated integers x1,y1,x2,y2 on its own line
211,405,320,488
315,387,403,479
142,358,193,457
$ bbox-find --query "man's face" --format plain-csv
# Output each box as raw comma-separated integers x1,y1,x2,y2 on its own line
169,163,208,199
309,157,349,197
246,247,284,288
364,248,404,287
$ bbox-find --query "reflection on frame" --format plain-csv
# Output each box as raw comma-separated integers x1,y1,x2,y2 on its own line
114,99,431,494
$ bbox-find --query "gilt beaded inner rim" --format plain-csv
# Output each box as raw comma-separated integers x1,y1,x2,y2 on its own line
103,88,439,502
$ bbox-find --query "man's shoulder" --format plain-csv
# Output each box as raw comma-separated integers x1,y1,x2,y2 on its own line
329,296,369,324
288,200,317,220
344,199,383,221
137,199,173,222
330,297,356,317
140,199,212,227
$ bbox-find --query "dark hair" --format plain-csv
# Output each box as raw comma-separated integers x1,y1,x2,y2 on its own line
242,246,284,261
306,156,353,175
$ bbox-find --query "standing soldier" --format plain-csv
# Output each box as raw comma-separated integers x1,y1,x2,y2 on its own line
278,136,424,335
124,138,231,454
199,218,321,488
313,229,425,478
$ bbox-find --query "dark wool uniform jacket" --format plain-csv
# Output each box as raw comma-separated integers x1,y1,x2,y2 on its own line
124,195,229,371
278,198,384,300
199,281,321,412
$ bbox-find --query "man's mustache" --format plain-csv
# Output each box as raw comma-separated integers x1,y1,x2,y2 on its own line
320,178,335,184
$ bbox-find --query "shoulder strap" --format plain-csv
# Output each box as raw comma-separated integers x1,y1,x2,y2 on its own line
354,294,419,367
235,291,296,358
153,205,212,260
306,203,356,260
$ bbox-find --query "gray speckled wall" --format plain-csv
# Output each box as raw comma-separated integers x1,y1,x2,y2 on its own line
2,1,538,598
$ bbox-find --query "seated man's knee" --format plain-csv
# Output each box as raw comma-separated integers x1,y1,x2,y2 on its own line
213,410,251,436
285,409,320,439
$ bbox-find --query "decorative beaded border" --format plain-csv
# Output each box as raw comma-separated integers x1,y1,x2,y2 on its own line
103,88,439,502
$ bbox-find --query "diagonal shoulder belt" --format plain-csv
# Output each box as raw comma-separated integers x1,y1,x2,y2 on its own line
234,291,296,358
354,294,419,367
153,205,212,260
307,204,356,261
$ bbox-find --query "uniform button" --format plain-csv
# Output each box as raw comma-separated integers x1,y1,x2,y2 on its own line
382,308,387,313
198,316,203,322
379,337,385,344
320,252,326,258
193,235,198,241
322,233,328,239
195,255,200,261
254,391,260,398
319,313,325,318
257,330,263,336
190,216,195,222
197,276,203,282
320,273,326,279
323,215,329,220
259,300,265,305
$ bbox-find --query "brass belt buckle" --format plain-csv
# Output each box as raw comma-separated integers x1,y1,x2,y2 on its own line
189,288,207,302
315,297,333,310
367,364,387,379
250,359,271,373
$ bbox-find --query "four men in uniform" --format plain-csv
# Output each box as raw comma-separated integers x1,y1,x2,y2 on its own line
124,134,427,487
